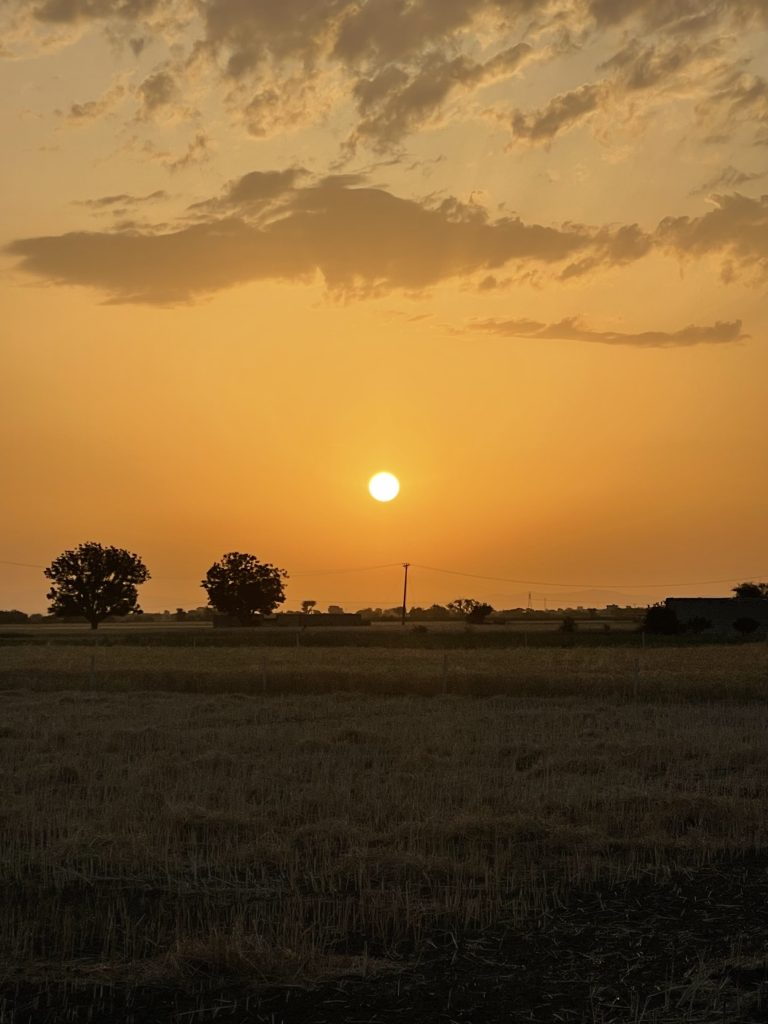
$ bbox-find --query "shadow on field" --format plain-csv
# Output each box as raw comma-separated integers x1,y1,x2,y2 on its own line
3,851,768,1023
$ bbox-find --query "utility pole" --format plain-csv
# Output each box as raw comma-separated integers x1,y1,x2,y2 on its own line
401,562,410,626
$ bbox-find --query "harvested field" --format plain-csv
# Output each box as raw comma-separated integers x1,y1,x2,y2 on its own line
1,663,768,1020
1,642,767,699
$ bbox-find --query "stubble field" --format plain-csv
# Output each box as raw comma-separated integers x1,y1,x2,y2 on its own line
1,641,768,1022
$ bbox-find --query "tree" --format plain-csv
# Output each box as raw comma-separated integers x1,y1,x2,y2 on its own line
44,542,150,630
643,603,680,635
732,582,768,599
447,598,493,623
301,600,317,615
201,552,287,625
467,602,494,624
447,598,481,618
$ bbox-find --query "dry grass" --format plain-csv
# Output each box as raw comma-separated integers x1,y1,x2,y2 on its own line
1,673,768,996
2,642,767,699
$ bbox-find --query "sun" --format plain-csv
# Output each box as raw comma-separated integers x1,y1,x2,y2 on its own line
368,472,400,502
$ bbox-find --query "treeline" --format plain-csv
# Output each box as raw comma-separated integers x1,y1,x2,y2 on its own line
4,539,767,632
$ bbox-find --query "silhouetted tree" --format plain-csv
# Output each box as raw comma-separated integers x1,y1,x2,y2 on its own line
467,602,494,624
201,552,287,625
732,582,768,599
44,542,150,630
301,600,317,615
733,616,760,636
447,598,493,623
560,615,577,634
447,598,481,618
643,603,680,635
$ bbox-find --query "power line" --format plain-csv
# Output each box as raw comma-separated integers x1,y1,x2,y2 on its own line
2,557,767,591
413,563,768,590
0,559,402,581
290,563,402,577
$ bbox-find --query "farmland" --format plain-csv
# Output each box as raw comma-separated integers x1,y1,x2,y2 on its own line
1,638,768,1021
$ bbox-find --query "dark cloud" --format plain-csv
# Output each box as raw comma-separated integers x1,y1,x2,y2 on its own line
333,0,537,64
691,166,767,196
560,223,653,279
165,132,212,172
195,1,543,146
32,0,166,22
509,83,606,143
587,0,768,31
468,316,747,347
504,34,737,149
352,44,532,148
202,0,350,75
657,192,768,276
599,37,723,91
189,168,307,214
13,0,766,152
19,173,766,307
6,172,625,303
76,189,168,208
137,68,177,116
698,70,768,144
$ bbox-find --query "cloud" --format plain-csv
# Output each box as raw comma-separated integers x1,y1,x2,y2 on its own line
189,167,308,214
467,316,748,347
599,37,724,92
657,192,768,278
136,68,177,117
164,131,212,172
59,79,126,122
335,0,546,64
504,36,730,148
586,0,768,31
11,0,766,154
697,70,768,144
691,166,767,196
76,189,168,208
352,44,532,149
31,0,169,23
508,83,607,143
6,171,630,303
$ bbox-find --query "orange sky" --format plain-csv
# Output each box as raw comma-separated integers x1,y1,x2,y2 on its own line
1,1,767,613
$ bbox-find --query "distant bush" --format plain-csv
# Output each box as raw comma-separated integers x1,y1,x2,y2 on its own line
0,610,28,624
733,617,760,636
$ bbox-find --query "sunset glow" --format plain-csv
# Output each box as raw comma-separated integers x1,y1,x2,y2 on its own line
1,1,767,613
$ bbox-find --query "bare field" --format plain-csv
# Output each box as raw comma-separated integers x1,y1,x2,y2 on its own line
1,642,767,700
2,645,768,1021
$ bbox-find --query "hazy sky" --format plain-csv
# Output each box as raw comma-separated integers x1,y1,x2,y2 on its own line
2,0,767,613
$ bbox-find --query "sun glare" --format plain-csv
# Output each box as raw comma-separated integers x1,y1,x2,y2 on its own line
368,472,400,502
